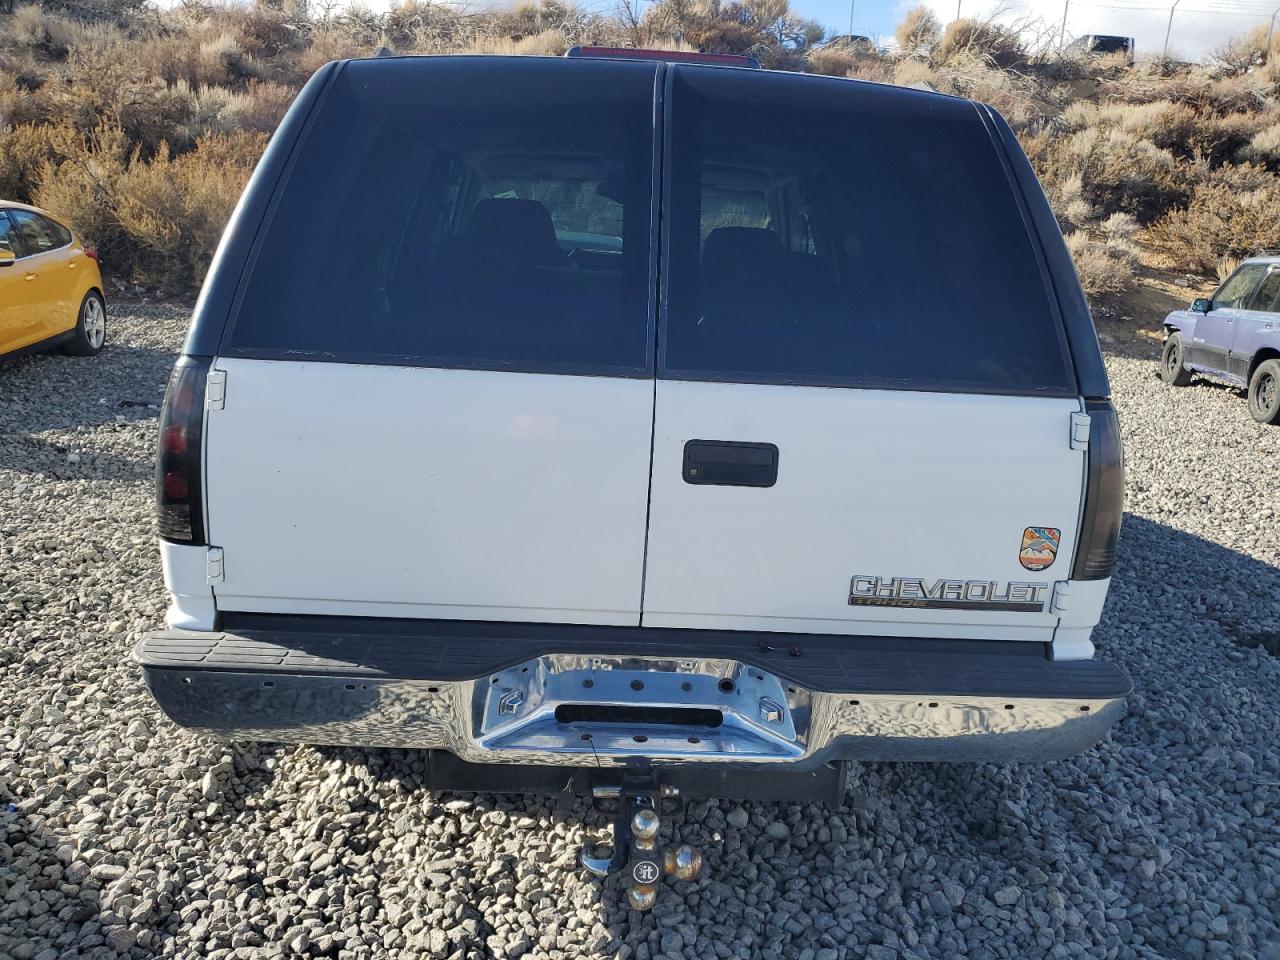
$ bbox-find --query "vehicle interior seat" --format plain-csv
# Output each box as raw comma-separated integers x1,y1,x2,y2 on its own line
419,197,633,365
461,198,570,271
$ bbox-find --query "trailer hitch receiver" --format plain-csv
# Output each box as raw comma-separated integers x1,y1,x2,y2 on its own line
580,781,702,910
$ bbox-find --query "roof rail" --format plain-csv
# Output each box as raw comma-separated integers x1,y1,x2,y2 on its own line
565,46,760,68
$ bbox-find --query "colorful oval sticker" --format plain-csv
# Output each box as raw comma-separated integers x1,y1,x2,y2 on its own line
1019,526,1061,571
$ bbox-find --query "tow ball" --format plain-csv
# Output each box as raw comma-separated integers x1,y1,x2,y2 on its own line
580,783,702,910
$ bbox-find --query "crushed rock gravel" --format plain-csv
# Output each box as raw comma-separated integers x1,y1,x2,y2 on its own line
0,307,1276,960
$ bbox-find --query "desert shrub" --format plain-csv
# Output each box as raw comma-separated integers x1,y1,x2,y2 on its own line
469,28,569,57
110,134,261,290
487,0,607,46
1212,25,1273,75
295,29,367,76
1058,100,1097,131
807,45,856,77
0,122,62,200
1050,125,1185,223
36,0,148,21
1198,74,1269,115
1052,173,1093,228
197,31,263,85
895,5,940,56
222,3,299,60
641,0,818,59
1065,229,1138,300
31,119,264,293
1203,159,1278,193
933,18,1026,71
1071,99,1265,167
924,52,1046,128
0,67,50,125
1240,121,1280,168
892,58,936,89
223,80,295,132
1188,111,1269,168
1148,175,1280,273
844,55,894,84
1099,211,1139,241
383,0,472,52
1090,100,1199,155
6,5,73,59
31,119,129,261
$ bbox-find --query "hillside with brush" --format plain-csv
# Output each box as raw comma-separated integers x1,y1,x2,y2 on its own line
2,0,1279,308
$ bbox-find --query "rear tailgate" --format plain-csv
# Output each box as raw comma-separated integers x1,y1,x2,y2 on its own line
643,384,1082,640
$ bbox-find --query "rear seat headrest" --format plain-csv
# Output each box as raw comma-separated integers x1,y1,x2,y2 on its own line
701,227,785,275
466,198,563,268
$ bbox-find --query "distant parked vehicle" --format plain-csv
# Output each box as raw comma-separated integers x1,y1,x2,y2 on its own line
0,201,106,361
1066,34,1135,64
1160,256,1280,424
822,34,876,53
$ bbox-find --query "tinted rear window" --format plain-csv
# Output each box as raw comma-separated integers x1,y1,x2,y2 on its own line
661,68,1075,395
227,58,658,375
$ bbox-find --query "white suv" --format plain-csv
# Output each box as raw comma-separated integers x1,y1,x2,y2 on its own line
136,55,1128,798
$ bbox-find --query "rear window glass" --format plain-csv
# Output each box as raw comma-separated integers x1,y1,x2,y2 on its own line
1248,270,1280,312
661,68,1075,395
228,59,658,374
11,211,69,255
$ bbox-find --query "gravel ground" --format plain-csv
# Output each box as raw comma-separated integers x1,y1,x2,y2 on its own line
0,307,1277,960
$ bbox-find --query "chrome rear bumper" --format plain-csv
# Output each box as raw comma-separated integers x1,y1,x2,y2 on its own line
135,617,1129,767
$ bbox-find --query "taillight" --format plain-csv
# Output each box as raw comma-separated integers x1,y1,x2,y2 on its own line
1071,400,1124,580
156,356,210,544
83,246,99,264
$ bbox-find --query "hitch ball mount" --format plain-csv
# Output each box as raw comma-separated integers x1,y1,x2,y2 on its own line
580,782,702,910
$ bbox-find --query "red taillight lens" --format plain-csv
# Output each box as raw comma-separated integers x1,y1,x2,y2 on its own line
1071,400,1124,580
156,357,210,544
83,246,99,264
162,472,190,499
161,423,188,454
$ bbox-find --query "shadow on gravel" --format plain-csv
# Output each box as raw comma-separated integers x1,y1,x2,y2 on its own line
0,432,153,480
1108,514,1280,659
0,344,174,436
0,784,113,956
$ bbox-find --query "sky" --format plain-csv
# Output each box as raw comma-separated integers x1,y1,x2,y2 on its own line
802,0,1280,60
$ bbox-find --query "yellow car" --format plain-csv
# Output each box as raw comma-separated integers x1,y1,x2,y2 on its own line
0,201,106,359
